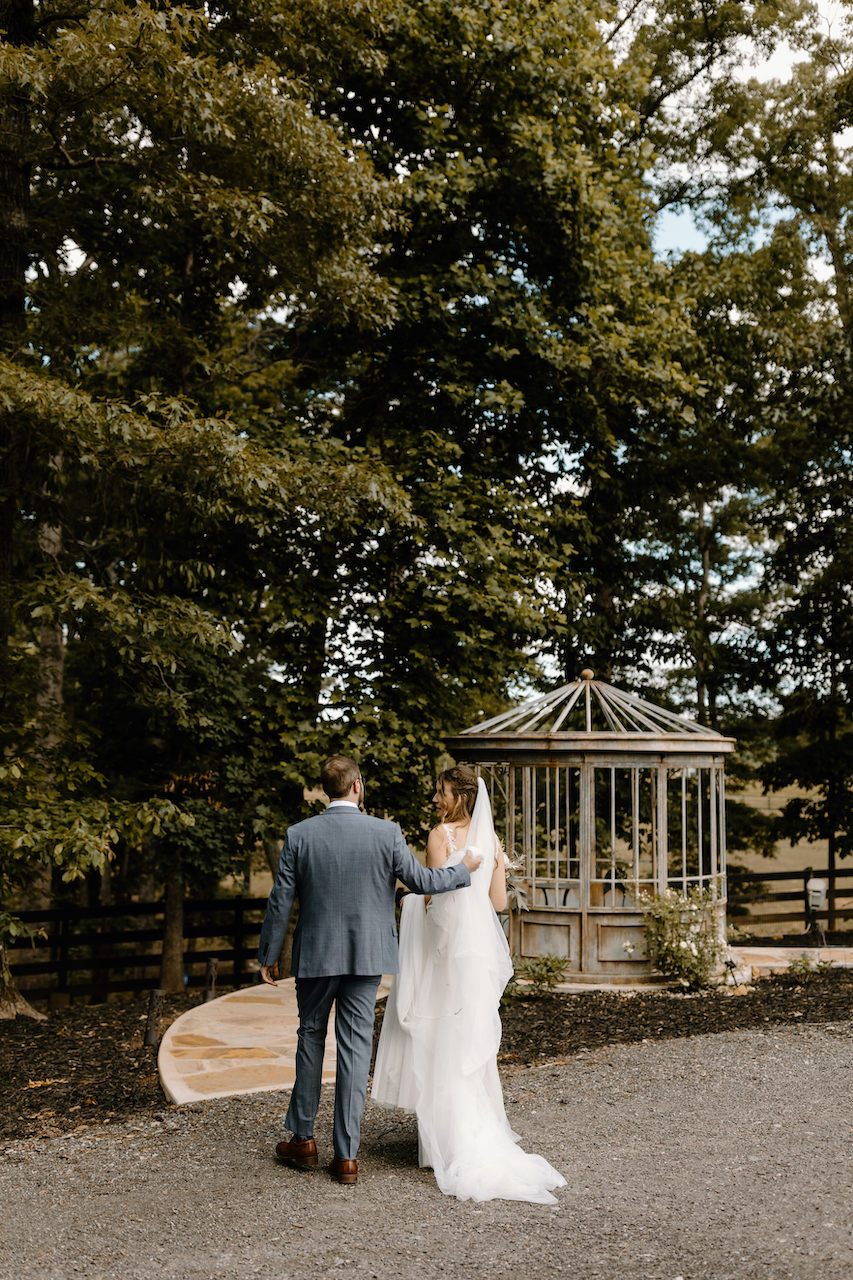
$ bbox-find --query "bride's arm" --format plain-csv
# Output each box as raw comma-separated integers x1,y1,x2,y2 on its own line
424,827,451,905
489,838,508,912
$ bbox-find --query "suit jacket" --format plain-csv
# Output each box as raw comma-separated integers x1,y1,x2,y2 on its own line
257,805,472,977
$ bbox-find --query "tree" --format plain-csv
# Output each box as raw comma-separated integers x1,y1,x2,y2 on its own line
259,0,702,828
0,0,404,1004
690,0,853,912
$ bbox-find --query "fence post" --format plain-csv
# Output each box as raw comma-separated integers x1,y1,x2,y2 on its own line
804,867,827,946
58,912,70,993
204,957,219,1002
803,867,814,935
233,899,245,989
144,988,164,1048
828,848,837,934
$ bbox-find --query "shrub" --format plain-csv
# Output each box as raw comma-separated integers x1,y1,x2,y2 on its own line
509,952,571,995
785,953,832,983
639,886,725,990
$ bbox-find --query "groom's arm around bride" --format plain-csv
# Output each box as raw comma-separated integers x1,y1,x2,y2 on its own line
257,760,481,984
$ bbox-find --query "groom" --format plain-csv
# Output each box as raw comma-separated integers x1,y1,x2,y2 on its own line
258,754,481,1185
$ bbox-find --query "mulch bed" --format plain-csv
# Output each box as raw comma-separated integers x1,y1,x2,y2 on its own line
497,968,853,1063
1,971,851,1143
0,993,197,1143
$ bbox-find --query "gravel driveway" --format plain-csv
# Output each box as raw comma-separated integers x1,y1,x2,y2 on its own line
2,1021,851,1280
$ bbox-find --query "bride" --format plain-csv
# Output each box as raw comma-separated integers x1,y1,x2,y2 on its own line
371,765,566,1204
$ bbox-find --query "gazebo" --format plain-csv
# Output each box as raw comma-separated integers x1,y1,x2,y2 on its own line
445,671,735,982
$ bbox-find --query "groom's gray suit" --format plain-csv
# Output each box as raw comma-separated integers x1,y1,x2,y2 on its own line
257,802,471,1158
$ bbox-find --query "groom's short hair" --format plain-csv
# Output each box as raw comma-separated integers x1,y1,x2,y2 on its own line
321,755,361,800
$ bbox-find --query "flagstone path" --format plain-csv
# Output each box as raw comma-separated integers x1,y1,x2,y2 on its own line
158,977,392,1105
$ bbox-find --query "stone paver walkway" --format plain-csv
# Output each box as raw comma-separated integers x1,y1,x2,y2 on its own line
731,943,853,977
158,977,391,1105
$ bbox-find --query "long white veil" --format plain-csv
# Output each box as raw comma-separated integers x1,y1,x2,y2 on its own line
372,779,565,1204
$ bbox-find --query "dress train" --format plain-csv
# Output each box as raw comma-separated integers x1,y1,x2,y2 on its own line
372,783,566,1204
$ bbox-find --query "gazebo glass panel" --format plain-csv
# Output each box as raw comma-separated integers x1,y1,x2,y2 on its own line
518,765,582,908
592,767,657,905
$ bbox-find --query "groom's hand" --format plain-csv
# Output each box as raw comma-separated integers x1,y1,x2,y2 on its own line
260,963,279,986
462,848,482,874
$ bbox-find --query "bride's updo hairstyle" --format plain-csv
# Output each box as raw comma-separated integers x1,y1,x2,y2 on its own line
437,765,479,823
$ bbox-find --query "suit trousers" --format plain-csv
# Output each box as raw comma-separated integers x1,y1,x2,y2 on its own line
285,974,381,1159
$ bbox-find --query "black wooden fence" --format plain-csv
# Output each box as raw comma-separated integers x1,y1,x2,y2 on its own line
8,896,269,1004
8,865,851,1005
727,864,853,936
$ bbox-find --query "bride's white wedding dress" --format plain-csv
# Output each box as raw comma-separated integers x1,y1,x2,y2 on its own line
371,779,566,1204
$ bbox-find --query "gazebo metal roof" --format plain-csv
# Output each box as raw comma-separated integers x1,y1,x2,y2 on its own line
446,671,735,761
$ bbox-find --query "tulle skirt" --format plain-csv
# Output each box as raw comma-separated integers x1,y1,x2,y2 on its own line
372,888,566,1205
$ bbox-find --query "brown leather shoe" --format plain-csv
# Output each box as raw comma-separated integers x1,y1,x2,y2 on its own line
328,1156,358,1185
275,1136,318,1171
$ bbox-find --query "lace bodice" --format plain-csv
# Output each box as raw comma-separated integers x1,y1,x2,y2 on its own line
443,822,498,869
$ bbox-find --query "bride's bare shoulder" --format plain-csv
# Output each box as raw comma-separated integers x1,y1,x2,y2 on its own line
426,824,448,848
426,824,450,867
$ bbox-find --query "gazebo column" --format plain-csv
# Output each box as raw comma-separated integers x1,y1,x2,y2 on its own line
656,766,668,896
718,768,727,879
710,767,719,893
506,764,519,954
579,762,594,973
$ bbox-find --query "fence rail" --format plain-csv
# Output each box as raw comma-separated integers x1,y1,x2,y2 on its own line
8,896,269,1002
728,864,853,932
9,865,853,1004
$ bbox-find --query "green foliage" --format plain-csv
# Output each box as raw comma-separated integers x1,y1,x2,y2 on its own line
0,0,404,976
3,0,853,991
0,754,194,960
273,0,704,826
785,953,833,983
604,2,853,872
508,952,572,996
639,886,726,990
701,5,853,863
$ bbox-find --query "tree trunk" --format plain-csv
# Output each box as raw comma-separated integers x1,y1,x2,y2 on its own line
591,580,614,681
0,941,46,1020
137,838,158,903
826,833,837,935
159,857,185,993
0,0,35,702
35,487,64,776
816,130,853,344
825,639,840,933
695,501,711,725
